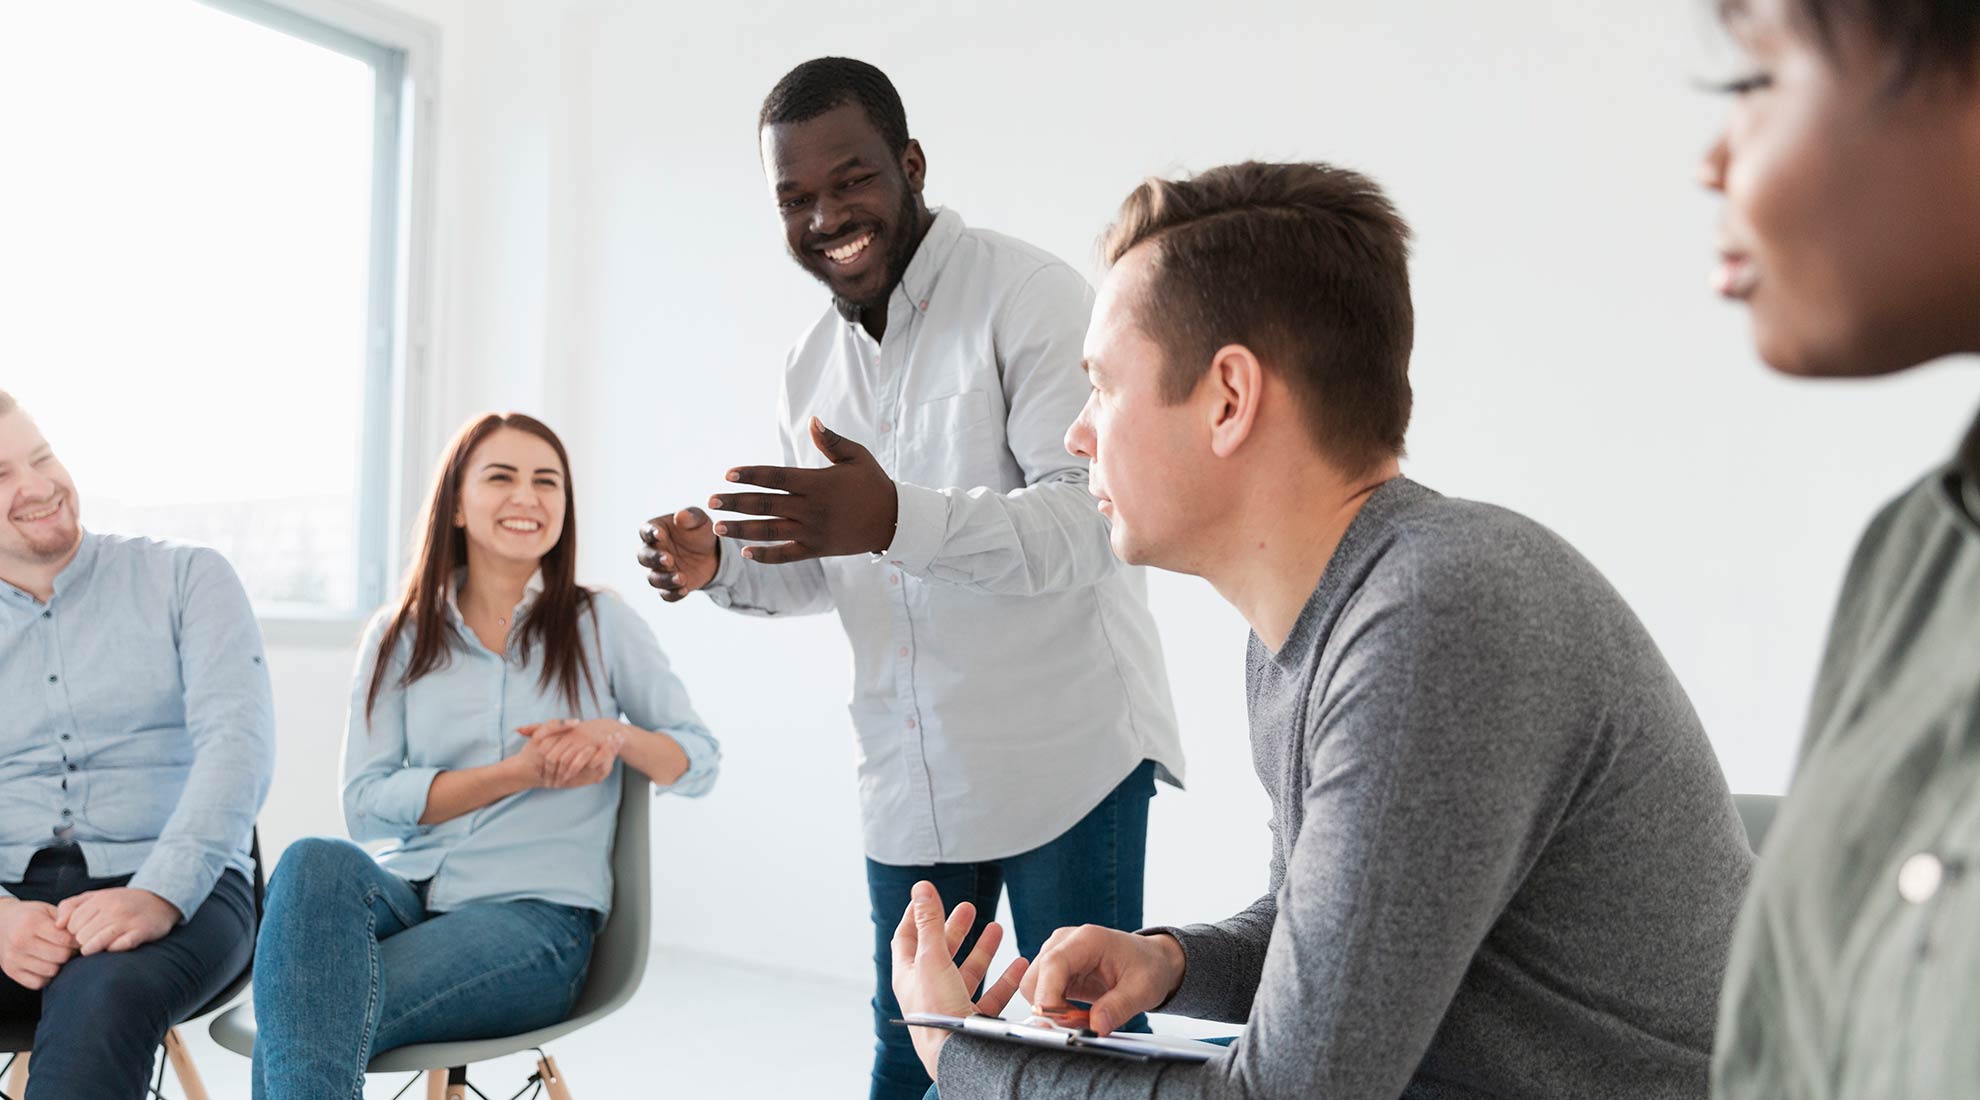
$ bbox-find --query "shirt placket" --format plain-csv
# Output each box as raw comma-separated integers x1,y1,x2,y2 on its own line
35,599,82,844
871,305,941,859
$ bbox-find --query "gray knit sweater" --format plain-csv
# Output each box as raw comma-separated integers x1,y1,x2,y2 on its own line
937,477,1753,1099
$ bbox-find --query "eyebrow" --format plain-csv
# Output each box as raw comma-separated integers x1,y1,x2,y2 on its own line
775,155,870,193
480,463,563,476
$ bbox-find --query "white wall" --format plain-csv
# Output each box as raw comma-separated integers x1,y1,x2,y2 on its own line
266,0,1979,987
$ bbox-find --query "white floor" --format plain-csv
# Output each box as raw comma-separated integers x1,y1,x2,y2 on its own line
166,948,1229,1099
173,948,872,1100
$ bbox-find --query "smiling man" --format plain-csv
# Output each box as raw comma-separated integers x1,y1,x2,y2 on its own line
0,391,274,1099
890,163,1755,1099
634,58,1184,1100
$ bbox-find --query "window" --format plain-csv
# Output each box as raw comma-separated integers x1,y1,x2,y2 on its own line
4,0,421,621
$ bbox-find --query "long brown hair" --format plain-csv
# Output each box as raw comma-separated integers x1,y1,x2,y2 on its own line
365,413,598,721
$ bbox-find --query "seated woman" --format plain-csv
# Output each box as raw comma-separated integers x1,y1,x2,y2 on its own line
250,413,719,1099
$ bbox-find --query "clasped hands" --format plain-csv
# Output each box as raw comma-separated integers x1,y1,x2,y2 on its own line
889,880,1189,1080
637,418,898,600
0,887,182,990
511,718,626,789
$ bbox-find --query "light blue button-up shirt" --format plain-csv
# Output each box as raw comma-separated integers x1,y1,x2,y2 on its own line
0,532,276,920
344,579,717,914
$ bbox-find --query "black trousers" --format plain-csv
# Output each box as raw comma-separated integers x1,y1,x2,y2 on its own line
0,846,252,1100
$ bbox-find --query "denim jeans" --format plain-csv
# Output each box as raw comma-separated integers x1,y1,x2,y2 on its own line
868,759,1158,1100
0,845,253,1100
250,837,597,1100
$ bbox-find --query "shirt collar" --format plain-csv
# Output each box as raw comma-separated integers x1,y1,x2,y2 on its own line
0,530,98,609
444,566,547,629
893,206,964,320
1954,406,1980,523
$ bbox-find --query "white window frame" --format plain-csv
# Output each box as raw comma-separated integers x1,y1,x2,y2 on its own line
194,0,440,645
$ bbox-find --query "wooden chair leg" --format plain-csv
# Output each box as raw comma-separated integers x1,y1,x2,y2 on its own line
537,1054,572,1100
6,1051,28,1098
429,1065,467,1100
163,1029,210,1100
425,1068,448,1100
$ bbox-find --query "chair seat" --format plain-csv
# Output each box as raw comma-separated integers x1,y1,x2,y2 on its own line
208,1001,611,1072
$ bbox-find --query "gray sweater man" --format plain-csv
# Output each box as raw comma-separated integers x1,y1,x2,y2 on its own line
883,161,1753,1100
936,478,1754,1097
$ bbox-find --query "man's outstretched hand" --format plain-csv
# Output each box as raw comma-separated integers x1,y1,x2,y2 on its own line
891,880,1030,1082
706,418,898,565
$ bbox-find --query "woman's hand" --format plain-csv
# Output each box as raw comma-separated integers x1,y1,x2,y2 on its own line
515,719,626,788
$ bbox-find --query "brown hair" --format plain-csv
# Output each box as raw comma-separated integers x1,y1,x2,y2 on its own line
1102,161,1414,477
365,413,598,721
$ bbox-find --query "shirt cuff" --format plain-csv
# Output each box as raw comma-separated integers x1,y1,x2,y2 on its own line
702,536,748,606
881,481,948,577
364,766,444,829
653,727,721,798
128,846,222,925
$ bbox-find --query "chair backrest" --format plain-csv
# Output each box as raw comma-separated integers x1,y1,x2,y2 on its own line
567,773,650,1018
1734,793,1781,852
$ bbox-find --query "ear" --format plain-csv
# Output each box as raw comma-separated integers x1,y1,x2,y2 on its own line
1206,344,1265,460
901,138,927,197
453,511,465,528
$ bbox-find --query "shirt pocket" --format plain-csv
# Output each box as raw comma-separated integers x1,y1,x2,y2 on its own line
901,389,1012,489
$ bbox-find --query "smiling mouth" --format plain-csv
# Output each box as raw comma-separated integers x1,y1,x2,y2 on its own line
12,498,63,524
497,518,543,533
821,232,876,267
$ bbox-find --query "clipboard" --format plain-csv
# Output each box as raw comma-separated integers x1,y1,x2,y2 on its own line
893,1012,1224,1064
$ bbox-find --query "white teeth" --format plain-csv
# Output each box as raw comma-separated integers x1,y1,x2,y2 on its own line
14,502,59,522
497,519,541,532
825,233,874,263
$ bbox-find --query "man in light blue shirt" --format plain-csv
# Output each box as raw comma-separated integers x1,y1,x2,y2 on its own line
0,389,275,1099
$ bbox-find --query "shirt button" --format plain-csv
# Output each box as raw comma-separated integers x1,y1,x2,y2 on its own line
59,734,70,741
898,646,909,657
906,718,917,730
880,422,892,433
1899,852,1945,904
47,675,57,684
889,574,900,586
60,809,71,817
41,610,51,619
65,764,77,772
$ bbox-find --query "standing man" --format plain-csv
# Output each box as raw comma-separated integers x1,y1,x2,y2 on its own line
0,389,276,1099
637,57,1184,1100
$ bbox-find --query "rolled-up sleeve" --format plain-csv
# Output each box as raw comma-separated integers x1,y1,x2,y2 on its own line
341,614,441,840
128,549,276,921
597,591,720,797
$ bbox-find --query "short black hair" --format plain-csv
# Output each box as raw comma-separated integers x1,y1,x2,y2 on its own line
1723,0,1980,87
758,57,910,156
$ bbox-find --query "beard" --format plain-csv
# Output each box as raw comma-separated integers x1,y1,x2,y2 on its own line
821,186,923,323
12,496,82,562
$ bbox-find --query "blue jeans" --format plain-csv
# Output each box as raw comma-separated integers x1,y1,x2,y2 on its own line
250,838,597,1100
0,845,254,1100
868,759,1157,1100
